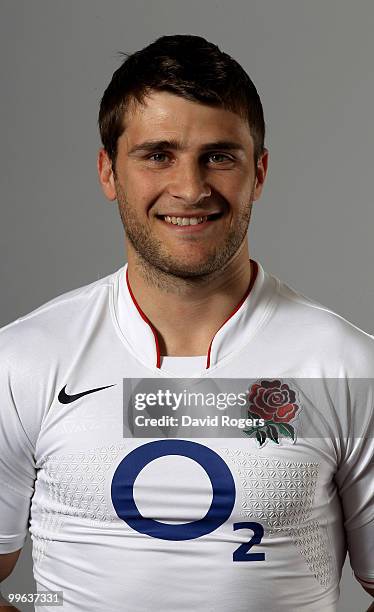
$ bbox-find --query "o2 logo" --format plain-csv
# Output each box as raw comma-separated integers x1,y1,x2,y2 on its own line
111,440,265,562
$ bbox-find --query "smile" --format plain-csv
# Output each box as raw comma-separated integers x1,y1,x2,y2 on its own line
158,213,223,226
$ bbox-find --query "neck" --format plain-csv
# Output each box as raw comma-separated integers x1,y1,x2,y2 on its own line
126,245,253,357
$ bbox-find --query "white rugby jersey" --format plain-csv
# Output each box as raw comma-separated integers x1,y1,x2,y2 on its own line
0,259,373,611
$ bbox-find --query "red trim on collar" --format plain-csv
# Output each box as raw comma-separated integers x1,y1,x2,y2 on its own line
126,260,258,370
355,574,374,584
206,260,258,369
126,268,161,368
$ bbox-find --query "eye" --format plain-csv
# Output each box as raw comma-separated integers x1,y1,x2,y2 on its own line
207,153,234,164
147,152,169,163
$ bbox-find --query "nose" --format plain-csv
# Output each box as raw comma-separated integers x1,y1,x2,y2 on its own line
166,159,211,204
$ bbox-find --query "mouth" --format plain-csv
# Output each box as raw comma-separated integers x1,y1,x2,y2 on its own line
156,212,223,226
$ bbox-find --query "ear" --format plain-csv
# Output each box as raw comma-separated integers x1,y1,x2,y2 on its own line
253,148,269,201
97,148,117,201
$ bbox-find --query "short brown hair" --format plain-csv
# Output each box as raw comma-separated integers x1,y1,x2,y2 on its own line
98,34,266,171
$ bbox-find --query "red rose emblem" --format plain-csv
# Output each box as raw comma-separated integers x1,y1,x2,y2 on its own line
248,379,299,424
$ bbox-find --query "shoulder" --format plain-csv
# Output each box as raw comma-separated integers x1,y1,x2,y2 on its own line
0,268,122,364
271,272,374,376
0,269,123,444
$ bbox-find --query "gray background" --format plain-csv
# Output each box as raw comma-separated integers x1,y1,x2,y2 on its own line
0,0,373,610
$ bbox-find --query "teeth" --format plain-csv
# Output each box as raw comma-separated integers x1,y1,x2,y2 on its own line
164,216,207,226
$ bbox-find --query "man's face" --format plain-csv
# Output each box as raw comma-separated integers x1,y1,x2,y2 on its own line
99,91,268,278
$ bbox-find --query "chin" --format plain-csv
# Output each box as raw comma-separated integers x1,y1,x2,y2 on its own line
156,259,223,279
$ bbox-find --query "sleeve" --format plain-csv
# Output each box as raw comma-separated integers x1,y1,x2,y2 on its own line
334,377,374,586
0,330,37,554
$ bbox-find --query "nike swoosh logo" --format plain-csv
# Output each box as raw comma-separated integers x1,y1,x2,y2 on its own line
58,384,115,404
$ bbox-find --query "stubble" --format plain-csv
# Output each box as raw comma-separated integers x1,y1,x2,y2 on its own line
115,179,255,291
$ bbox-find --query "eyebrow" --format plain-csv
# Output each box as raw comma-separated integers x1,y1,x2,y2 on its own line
127,139,246,155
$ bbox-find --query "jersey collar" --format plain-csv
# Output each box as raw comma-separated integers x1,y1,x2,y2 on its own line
115,259,271,371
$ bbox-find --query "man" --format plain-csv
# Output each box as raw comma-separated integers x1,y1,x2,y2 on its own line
0,34,373,611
